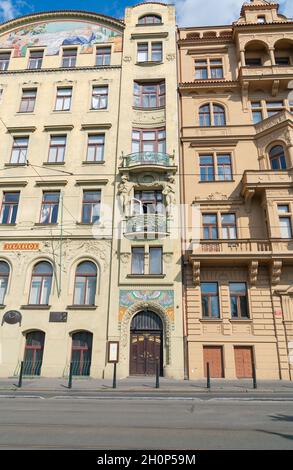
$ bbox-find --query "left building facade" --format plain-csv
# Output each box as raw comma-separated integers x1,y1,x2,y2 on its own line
0,10,124,377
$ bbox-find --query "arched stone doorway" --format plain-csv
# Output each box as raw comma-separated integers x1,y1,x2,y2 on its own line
130,310,163,376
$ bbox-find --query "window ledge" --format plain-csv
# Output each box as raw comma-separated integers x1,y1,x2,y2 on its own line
67,305,97,310
0,305,6,309
82,161,105,165
133,106,165,111
135,23,164,27
76,222,98,226
136,61,163,66
0,223,16,227
4,163,27,167
127,274,165,279
229,318,252,322
199,318,222,322
34,223,58,226
43,162,66,166
21,305,51,310
198,180,235,183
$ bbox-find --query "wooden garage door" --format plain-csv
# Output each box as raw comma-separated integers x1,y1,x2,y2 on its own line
234,346,253,378
203,346,224,378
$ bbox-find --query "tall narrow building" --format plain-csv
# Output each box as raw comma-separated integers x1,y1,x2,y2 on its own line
179,0,293,380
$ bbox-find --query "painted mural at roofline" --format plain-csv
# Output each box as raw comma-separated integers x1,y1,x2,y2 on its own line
0,20,123,57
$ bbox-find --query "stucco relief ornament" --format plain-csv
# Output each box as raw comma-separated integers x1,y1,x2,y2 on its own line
162,176,176,216
118,175,134,216
207,192,228,201
166,53,175,61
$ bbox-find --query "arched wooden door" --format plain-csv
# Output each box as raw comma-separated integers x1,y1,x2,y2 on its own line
23,331,45,376
71,331,92,376
130,311,163,376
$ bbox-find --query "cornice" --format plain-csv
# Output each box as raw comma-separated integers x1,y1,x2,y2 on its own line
0,10,124,35
179,80,239,90
0,65,122,76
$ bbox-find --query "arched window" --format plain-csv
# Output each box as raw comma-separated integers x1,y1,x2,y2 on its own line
71,331,93,376
23,330,45,376
29,261,53,305
0,261,9,304
138,14,162,24
74,261,97,306
269,145,287,170
199,103,226,126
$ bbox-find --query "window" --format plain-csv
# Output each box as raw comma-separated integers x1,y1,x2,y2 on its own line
245,57,262,66
257,16,266,24
96,47,111,66
133,190,164,215
266,101,284,117
199,155,214,181
29,262,53,305
199,103,226,126
134,81,165,108
149,247,163,274
86,134,105,162
278,205,292,238
73,261,97,306
203,213,218,239
201,282,220,318
55,87,72,111
251,101,263,124
275,56,290,65
0,261,9,304
91,86,108,110
0,192,19,224
199,153,232,182
10,137,29,164
137,43,149,62
62,48,77,68
132,128,166,153
195,58,223,79
230,282,249,319
137,42,162,63
138,14,162,24
28,50,43,69
48,135,66,163
269,145,286,170
19,89,37,113
131,247,145,274
217,155,232,181
82,191,101,224
152,42,162,62
0,52,10,71
23,331,45,376
40,192,60,224
221,213,237,239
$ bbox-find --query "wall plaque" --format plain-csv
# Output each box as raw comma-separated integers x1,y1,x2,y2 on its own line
49,312,68,323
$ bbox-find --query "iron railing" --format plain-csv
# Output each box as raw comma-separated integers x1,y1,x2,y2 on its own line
125,214,168,239
123,152,172,168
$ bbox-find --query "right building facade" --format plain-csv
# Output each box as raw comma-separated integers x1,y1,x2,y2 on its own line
178,0,293,380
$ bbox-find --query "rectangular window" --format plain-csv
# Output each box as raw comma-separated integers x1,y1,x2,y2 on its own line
151,42,162,62
217,154,232,181
48,135,67,163
195,59,208,79
81,190,101,224
28,50,43,69
149,247,163,275
203,213,218,239
210,59,223,78
0,192,19,224
201,282,220,318
133,81,165,109
195,58,223,79
62,48,77,68
86,134,105,162
245,57,262,66
275,57,290,65
251,101,263,124
132,128,166,153
0,52,11,71
266,101,284,117
199,155,214,181
55,87,72,111
131,247,145,274
137,43,148,62
278,205,292,238
40,192,60,224
221,213,237,239
91,86,108,110
96,47,111,66
230,282,249,319
19,89,37,113
10,137,29,164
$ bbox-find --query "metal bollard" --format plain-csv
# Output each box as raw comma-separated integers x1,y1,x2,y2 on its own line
252,362,257,389
207,362,211,389
68,362,73,389
155,361,160,389
113,362,117,389
18,361,24,388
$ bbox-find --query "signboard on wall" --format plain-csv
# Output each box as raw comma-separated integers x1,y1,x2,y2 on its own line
3,243,40,251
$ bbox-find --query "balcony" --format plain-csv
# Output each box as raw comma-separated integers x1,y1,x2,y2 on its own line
239,65,293,93
124,214,168,239
241,169,293,201
120,152,176,173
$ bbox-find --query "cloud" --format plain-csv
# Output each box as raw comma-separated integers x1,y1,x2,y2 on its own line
160,0,293,27
0,0,17,21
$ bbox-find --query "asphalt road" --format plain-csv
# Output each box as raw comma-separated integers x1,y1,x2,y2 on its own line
0,396,292,450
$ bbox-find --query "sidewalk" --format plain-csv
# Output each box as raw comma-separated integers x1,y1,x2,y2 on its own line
0,376,293,393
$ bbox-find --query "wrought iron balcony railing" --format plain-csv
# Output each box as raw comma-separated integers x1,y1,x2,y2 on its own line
123,151,172,168
124,214,169,239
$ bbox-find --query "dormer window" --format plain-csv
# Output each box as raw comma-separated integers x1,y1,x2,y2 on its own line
138,15,162,24
257,16,266,24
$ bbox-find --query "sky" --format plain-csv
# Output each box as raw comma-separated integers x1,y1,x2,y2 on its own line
0,0,292,27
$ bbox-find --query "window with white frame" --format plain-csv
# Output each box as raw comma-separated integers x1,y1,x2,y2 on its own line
278,204,292,238
91,86,108,110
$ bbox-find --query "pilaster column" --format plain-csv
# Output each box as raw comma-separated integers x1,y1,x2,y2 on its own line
240,50,245,67
269,48,276,66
